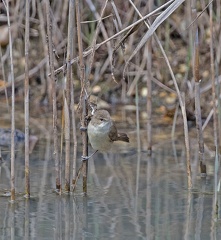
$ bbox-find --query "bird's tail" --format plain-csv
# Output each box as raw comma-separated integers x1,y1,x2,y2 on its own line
117,133,129,143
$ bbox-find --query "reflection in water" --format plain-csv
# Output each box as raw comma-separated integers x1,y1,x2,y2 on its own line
0,139,219,239
0,128,25,147
0,128,38,154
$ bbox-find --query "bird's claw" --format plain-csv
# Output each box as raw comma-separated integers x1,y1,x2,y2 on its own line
81,150,98,161
80,126,87,132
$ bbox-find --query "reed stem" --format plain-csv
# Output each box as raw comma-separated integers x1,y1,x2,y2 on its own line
3,0,16,201
46,0,60,192
24,0,30,197
76,0,88,194
193,28,205,174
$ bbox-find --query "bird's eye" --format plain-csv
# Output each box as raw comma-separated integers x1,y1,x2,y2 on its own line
100,118,104,121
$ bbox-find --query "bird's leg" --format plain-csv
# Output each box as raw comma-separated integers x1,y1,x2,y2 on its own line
81,150,98,161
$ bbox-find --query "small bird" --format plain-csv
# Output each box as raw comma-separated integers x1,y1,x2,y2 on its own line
85,109,129,159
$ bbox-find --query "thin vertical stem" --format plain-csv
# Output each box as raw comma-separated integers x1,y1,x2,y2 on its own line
24,0,30,198
135,83,141,152
86,0,111,82
212,147,219,221
146,45,152,155
46,12,52,104
86,0,109,78
187,0,193,53
64,96,70,192
46,0,60,192
146,0,153,155
71,78,77,185
193,28,205,174
82,98,88,194
64,0,75,193
181,96,192,188
3,0,15,202
128,0,192,188
210,2,218,147
54,0,174,76
63,1,77,187
76,0,88,194
60,0,69,33
37,0,49,103
210,0,219,221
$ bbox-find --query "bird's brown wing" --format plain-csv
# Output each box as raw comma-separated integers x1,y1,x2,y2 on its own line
108,124,118,142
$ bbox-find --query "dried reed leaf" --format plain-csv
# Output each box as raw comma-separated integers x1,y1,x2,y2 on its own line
124,0,185,75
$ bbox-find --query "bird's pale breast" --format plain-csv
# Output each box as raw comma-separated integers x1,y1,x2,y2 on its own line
88,121,113,152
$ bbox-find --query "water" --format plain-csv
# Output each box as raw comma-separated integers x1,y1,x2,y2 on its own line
0,137,219,240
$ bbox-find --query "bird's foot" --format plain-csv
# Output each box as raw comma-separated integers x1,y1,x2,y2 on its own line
81,150,98,161
81,155,90,161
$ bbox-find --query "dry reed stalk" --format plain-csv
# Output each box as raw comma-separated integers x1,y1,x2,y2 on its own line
81,99,88,194
186,0,193,53
45,5,52,105
111,0,122,30
71,82,78,187
3,0,16,201
146,0,154,155
210,1,219,221
54,1,62,26
63,0,77,190
126,0,172,96
127,0,192,188
146,47,152,155
76,0,88,194
64,96,70,192
193,28,206,174
72,163,83,192
110,0,124,87
216,8,221,151
86,0,112,85
135,83,141,152
86,0,109,80
46,0,61,192
24,0,30,197
59,106,64,192
123,0,185,75
37,1,50,102
0,57,48,93
127,49,148,96
0,33,68,94
210,3,218,148
55,1,173,76
64,0,75,193
171,103,179,139
60,0,69,34
128,43,152,151
212,147,219,220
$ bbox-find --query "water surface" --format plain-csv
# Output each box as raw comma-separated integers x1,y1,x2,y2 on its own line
0,137,219,240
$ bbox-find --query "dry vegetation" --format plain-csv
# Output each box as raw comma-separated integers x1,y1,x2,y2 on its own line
0,0,220,213
0,1,218,109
